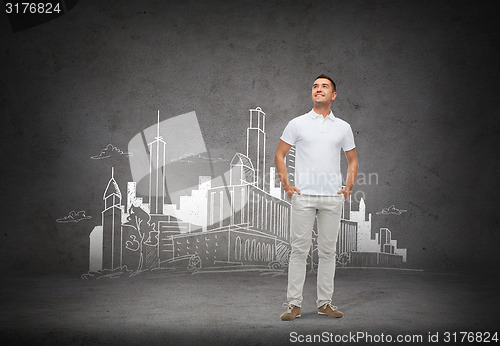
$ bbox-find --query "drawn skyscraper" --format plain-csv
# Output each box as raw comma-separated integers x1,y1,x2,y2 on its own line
148,111,167,214
102,167,123,270
246,107,266,191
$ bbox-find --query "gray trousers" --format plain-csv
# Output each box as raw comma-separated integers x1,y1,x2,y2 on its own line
286,193,344,308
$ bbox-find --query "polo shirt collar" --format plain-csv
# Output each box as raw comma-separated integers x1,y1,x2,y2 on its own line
309,109,336,121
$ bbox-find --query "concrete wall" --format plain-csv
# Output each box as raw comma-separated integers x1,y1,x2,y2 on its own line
1,0,498,276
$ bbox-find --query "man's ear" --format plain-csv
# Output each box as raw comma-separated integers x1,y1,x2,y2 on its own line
331,92,337,101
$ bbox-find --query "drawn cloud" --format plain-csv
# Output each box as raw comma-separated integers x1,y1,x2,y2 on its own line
376,205,407,215
172,153,228,163
57,210,92,223
91,144,132,160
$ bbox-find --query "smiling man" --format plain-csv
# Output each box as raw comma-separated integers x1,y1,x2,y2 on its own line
275,74,359,321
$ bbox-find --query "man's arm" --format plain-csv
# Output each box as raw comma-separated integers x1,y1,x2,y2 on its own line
274,140,301,198
337,148,358,199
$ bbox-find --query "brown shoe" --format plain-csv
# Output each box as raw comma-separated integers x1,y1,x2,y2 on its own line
280,304,301,321
317,303,344,318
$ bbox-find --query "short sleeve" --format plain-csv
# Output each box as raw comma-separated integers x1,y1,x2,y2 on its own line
342,124,356,151
280,120,297,146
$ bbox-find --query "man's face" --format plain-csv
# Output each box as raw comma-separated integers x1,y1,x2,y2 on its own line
312,78,337,105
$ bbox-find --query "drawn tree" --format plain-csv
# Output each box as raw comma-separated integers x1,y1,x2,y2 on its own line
336,252,350,267
123,205,159,273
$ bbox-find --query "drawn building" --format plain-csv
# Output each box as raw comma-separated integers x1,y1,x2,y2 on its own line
348,198,407,267
269,167,282,199
148,111,167,215
338,220,358,256
165,107,291,268
89,168,124,272
247,107,266,190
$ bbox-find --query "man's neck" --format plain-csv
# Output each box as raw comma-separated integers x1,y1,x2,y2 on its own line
313,104,331,118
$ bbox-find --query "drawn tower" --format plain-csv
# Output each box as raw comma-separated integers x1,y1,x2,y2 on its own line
102,167,123,270
246,107,266,191
148,111,167,214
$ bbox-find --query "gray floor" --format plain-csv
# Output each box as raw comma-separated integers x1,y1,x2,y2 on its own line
2,268,499,345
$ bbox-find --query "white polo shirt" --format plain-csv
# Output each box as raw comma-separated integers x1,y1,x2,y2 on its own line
280,109,356,196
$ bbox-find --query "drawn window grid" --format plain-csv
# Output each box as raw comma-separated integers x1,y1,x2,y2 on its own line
241,187,245,225
250,191,253,228
342,225,349,253
348,225,352,253
252,191,256,229
279,208,286,238
278,204,282,239
235,236,242,261
270,202,274,235
287,206,289,240
284,205,287,239
282,204,285,239
275,204,278,238
219,191,223,228
284,207,288,240
346,227,349,253
351,224,355,252
276,204,279,238
261,195,265,231
269,200,272,233
274,201,277,235
210,192,215,226
244,239,250,261
256,192,259,230
258,195,262,230
230,189,234,225
232,186,237,222
354,224,358,252
347,225,354,252
265,199,268,231
256,192,259,229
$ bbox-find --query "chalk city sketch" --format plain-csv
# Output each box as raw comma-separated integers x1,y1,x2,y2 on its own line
83,107,407,278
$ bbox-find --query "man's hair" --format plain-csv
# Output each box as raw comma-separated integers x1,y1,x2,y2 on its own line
315,74,336,91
